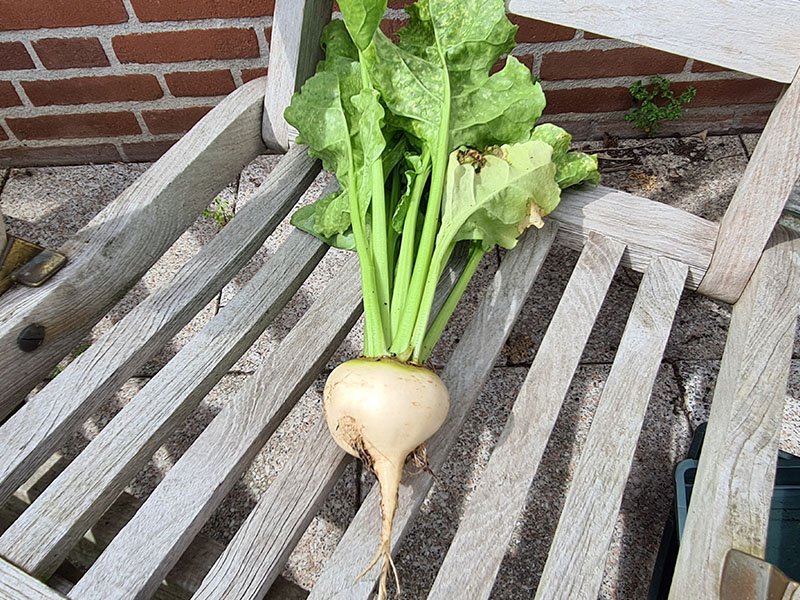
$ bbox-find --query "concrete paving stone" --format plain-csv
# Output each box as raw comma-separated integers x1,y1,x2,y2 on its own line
579,135,746,222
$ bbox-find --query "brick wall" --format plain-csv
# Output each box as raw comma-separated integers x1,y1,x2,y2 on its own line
0,0,784,167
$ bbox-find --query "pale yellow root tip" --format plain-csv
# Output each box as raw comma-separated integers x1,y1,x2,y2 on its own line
354,540,400,600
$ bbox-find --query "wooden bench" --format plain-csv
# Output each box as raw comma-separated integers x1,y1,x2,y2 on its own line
0,1,798,598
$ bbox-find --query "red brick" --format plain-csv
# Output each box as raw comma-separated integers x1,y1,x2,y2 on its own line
241,67,267,82
0,42,35,70
22,75,163,106
0,127,7,141
541,47,687,80
583,31,610,40
113,29,260,64
7,112,141,140
0,143,121,167
143,106,213,134
380,18,408,43
691,60,729,74
387,0,413,8
739,108,772,130
32,38,110,70
542,85,632,114
510,15,575,43
131,0,274,22
0,81,21,107
165,70,235,97
0,0,128,31
675,78,783,107
122,139,178,162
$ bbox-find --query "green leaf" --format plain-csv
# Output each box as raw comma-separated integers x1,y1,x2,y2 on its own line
555,152,600,188
338,0,388,51
320,19,359,64
391,153,425,233
363,0,542,155
438,141,561,251
290,198,356,251
531,123,600,188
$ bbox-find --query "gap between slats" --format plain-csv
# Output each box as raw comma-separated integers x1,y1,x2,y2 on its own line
0,145,319,509
534,256,688,600
427,233,625,600
307,223,558,600
68,256,364,600
0,229,328,580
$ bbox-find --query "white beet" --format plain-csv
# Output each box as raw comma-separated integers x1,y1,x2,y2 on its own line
323,357,449,599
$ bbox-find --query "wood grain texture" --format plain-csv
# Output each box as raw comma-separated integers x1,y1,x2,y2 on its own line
0,229,327,579
0,453,305,600
308,223,558,599
263,0,332,150
698,74,800,303
194,418,348,600
69,255,363,600
506,0,800,83
551,184,716,290
0,146,319,509
535,256,688,600
0,558,66,600
670,227,800,600
0,78,268,417
427,233,625,600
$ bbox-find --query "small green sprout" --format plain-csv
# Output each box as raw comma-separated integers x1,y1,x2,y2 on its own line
625,75,697,136
202,197,234,228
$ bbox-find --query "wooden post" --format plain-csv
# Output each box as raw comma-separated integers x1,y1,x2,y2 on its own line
262,0,333,151
697,71,800,303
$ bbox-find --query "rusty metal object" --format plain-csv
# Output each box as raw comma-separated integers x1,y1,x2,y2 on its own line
0,235,66,296
721,549,800,600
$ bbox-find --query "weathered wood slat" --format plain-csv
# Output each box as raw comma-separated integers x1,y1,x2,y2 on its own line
552,184,717,290
189,247,470,600
506,0,800,83
262,0,333,150
0,229,327,579
698,74,800,303
69,255,363,600
534,256,688,600
0,558,66,600
0,145,319,508
670,227,800,600
0,78,268,416
427,233,625,600
0,453,304,600
308,223,558,599
194,419,346,600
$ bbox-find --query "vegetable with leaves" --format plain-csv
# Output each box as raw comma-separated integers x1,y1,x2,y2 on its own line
285,0,599,596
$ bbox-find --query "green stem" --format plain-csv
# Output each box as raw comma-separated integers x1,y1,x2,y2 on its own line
417,243,485,363
360,59,392,346
389,150,431,338
386,167,401,287
345,139,384,356
389,71,451,359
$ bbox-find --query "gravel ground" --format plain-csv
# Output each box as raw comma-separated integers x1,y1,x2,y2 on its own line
0,132,797,599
